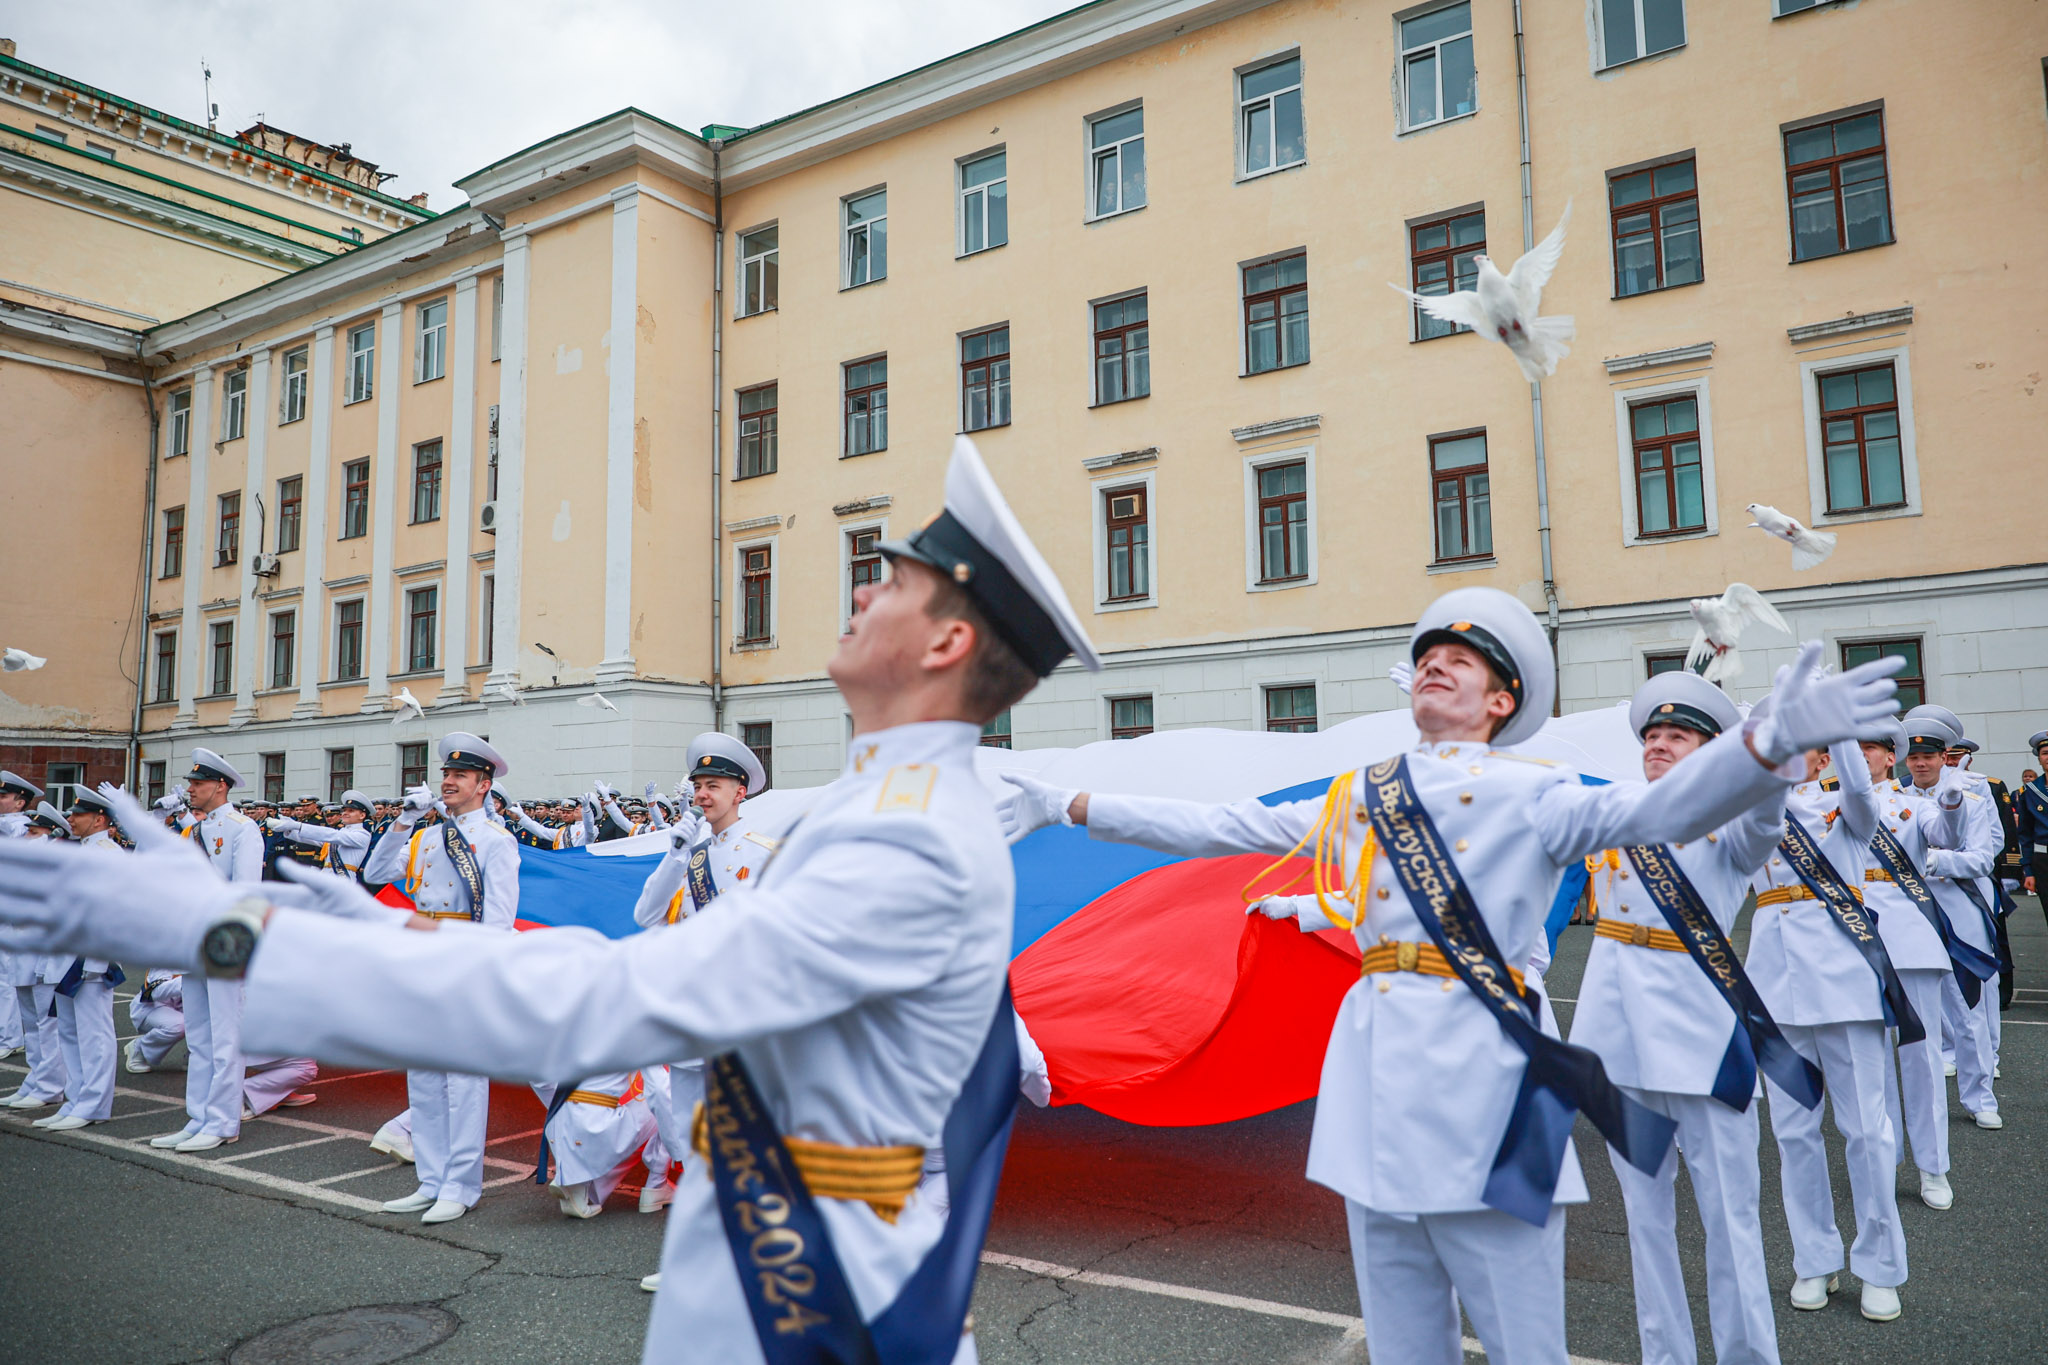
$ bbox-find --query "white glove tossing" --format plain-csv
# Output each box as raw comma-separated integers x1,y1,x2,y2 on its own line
400,784,437,815
1751,641,1904,766
997,772,1079,844
153,787,189,814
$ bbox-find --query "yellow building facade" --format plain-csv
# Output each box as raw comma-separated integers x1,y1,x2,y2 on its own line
4,0,2046,800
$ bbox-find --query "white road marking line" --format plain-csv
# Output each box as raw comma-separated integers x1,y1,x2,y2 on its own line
215,1133,350,1163
307,1163,404,1187
484,1125,546,1147
0,1121,386,1212
300,1068,396,1087
483,1169,536,1189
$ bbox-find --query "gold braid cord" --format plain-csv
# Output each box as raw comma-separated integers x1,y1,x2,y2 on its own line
1238,772,1373,930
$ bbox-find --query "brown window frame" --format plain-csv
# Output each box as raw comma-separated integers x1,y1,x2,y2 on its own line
399,741,429,792
1784,109,1893,262
261,752,286,805
144,761,167,804
1609,157,1702,297
1092,292,1150,405
1110,695,1155,741
161,506,185,578
1628,395,1707,537
1264,683,1317,733
341,459,370,539
406,585,438,672
152,631,177,703
1842,637,1925,712
1242,254,1309,374
479,573,495,665
1409,210,1485,340
736,383,778,479
216,492,241,567
1644,650,1693,680
410,441,443,524
276,476,302,553
334,600,365,682
1819,362,1906,514
326,748,355,805
269,609,296,689
1255,460,1310,584
1102,484,1150,603
207,620,234,696
980,709,1013,749
848,528,883,603
739,545,773,645
1429,431,1493,565
961,326,1011,432
739,722,773,791
843,356,888,457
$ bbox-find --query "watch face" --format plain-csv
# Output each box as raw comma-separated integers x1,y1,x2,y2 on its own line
203,919,257,975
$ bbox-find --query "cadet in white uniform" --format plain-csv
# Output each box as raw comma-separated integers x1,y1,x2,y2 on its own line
1004,594,1903,1365
1,771,68,1110
359,732,521,1225
0,437,1097,1365
633,732,775,1288
127,969,185,1072
536,1069,658,1217
33,788,127,1131
265,790,373,880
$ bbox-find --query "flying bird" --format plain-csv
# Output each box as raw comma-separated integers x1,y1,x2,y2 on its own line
579,690,619,713
390,686,425,725
1685,583,1791,685
1388,200,1575,383
3,648,47,672
1746,503,1837,570
491,683,526,707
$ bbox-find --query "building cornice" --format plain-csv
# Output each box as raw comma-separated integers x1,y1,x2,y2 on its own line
0,297,145,358
456,110,715,214
1603,341,1714,375
1786,306,1913,344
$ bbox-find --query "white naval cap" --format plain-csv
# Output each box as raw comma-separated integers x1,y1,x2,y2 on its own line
31,801,72,837
188,747,246,789
1408,587,1555,748
1903,703,1966,740
0,770,43,802
2031,730,2048,756
339,789,373,815
1899,711,1959,756
1856,715,1905,751
1949,738,1980,755
67,786,120,818
882,437,1101,677
438,732,508,779
688,731,766,794
1630,670,1739,741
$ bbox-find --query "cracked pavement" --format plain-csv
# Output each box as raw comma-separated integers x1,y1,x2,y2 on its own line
5,894,2048,1362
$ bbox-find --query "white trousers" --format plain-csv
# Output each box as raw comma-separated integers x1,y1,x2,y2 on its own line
244,1054,318,1115
0,980,20,1048
1767,1021,1906,1288
1611,1088,1779,1365
642,1060,704,1181
1883,968,1951,1176
408,1070,489,1206
181,975,247,1138
1940,974,1998,1116
10,983,65,1101
128,995,186,1069
1345,1200,1567,1365
52,978,117,1122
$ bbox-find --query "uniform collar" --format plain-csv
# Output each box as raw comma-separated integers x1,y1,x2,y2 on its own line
712,814,749,845
841,720,981,780
1415,740,1486,761
82,829,116,847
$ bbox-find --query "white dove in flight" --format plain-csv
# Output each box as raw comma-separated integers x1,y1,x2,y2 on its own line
1746,503,1837,571
578,690,619,713
492,682,526,707
1389,200,1575,383
1684,583,1791,685
390,686,425,725
3,648,47,672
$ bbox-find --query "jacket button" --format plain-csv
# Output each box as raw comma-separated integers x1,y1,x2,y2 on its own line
1455,839,1469,852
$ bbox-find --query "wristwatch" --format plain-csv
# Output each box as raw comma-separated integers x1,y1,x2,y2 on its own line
200,896,271,979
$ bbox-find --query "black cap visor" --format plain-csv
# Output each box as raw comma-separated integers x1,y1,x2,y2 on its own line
882,510,1068,677
1412,623,1524,722
1639,702,1724,741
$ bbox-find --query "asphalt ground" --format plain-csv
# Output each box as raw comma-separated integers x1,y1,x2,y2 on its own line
3,893,2045,1364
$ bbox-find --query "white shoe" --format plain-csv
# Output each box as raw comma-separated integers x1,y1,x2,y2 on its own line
1974,1109,2004,1129
1919,1171,1953,1210
559,1183,603,1219
40,1114,92,1132
175,1132,234,1152
1860,1283,1902,1321
242,1105,256,1120
31,1112,69,1128
639,1272,661,1293
0,1044,20,1059
280,1091,317,1108
1944,1061,1957,1077
370,1121,415,1164
4,1092,53,1110
123,1041,152,1074
421,1198,469,1224
1994,1066,2002,1079
1789,1273,1838,1311
150,1128,199,1149
638,1178,674,1213
383,1190,437,1214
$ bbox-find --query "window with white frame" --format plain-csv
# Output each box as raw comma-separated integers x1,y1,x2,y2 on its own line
1095,476,1154,609
416,297,448,383
1244,449,1316,590
491,275,504,361
1599,0,1685,67
959,150,1008,255
346,323,376,403
281,346,308,423
1400,3,1477,131
166,388,192,456
479,572,495,665
1238,55,1304,177
1088,106,1145,218
1804,352,1915,519
843,189,887,288
1612,376,1719,546
221,369,247,441
738,225,778,316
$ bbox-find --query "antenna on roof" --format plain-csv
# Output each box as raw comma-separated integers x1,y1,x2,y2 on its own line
201,58,216,131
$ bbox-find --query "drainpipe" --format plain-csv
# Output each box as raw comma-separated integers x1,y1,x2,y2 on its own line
129,336,161,788
709,140,726,731
1513,0,1562,711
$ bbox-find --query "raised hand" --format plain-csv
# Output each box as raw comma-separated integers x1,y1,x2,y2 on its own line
401,784,436,815
273,860,412,926
1754,641,1905,764
997,772,1079,844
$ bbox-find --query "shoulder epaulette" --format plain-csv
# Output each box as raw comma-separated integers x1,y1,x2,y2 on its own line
742,832,780,850
1486,751,1562,768
1819,776,1840,791
874,764,937,814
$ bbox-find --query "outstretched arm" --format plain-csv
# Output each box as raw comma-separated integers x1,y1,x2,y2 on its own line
1829,739,1879,846
1534,728,1790,864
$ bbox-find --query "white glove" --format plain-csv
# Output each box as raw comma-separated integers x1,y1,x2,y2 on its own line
0,834,233,971
264,816,289,833
666,805,708,856
643,780,660,803
997,772,1079,844
580,796,599,844
153,788,188,815
400,784,436,815
96,783,205,862
594,779,618,801
272,860,412,926
1246,897,1301,921
506,802,527,821
1388,661,1413,696
1752,641,1904,766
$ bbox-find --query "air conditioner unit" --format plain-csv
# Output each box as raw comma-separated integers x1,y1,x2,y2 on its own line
480,501,498,535
251,553,280,577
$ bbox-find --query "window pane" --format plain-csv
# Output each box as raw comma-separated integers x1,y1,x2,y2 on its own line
1659,200,1702,285
1825,444,1864,511
1858,367,1895,406
986,180,1007,247
1615,228,1656,296
1602,0,1638,62
1432,434,1486,470
1640,468,1670,533
1244,103,1272,173
1405,51,1438,126
1841,166,1890,248
1611,171,1654,207
1274,89,1304,165
1441,36,1476,117
1403,2,1470,48
1468,474,1492,554
1094,108,1142,146
868,216,886,278
1674,462,1705,529
1282,308,1309,366
1632,404,1666,440
1436,491,1465,559
1094,150,1118,214
1785,126,1835,165
1835,113,1882,153
1654,159,1696,195
963,193,985,253
1643,0,1685,53
847,191,885,222
1121,140,1146,209
1820,372,1860,411
1414,222,1449,253
1665,398,1697,433
1241,57,1299,100
1865,436,1904,505
1791,184,1839,260
962,152,1005,188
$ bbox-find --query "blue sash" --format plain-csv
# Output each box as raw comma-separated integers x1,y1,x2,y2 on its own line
1623,844,1822,1111
1778,815,1925,1044
1359,757,1676,1227
1868,825,1998,1007
686,843,719,913
532,1083,578,1184
439,820,486,923
55,957,125,996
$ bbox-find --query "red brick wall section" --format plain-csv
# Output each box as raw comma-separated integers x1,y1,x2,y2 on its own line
0,745,128,793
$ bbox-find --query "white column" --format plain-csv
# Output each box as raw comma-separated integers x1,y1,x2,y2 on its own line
230,350,272,725
361,299,403,713
598,188,639,683
294,327,336,718
486,231,530,693
175,367,215,724
439,275,479,703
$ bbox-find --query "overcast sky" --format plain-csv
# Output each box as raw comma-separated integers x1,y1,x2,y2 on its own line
7,0,1080,208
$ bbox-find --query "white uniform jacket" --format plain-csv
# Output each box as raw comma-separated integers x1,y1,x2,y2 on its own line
37,829,123,980
1868,780,1964,971
243,721,1009,1364
271,818,371,878
1905,778,1999,956
632,815,779,928
362,807,520,928
1744,743,1883,1027
1084,732,1792,1216
512,808,587,850
1566,794,1785,1096
185,805,266,884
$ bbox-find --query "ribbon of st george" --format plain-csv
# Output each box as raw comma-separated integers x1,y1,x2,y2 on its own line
1359,756,1675,1228
1623,843,1821,1111
1868,824,1999,1007
1778,814,1925,1044
704,985,1023,1365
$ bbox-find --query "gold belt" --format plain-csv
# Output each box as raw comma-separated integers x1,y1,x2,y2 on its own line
1357,940,1524,993
567,1089,621,1108
416,909,475,921
1591,917,1687,953
691,1104,925,1224
1864,868,1895,883
1756,884,1863,907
